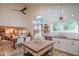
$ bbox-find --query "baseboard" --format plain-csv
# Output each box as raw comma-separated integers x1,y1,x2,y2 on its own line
54,48,78,56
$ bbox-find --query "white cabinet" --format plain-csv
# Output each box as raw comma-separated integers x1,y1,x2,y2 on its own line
53,38,79,55
53,38,68,52
67,40,79,55
53,38,59,49
58,39,68,52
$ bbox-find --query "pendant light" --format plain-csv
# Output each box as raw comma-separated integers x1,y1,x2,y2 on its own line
59,5,64,21
59,4,64,33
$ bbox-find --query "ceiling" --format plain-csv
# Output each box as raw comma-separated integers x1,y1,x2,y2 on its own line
25,3,79,6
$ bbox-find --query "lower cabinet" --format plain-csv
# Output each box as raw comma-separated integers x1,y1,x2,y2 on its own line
58,39,68,52
53,38,59,49
67,40,79,55
53,38,79,55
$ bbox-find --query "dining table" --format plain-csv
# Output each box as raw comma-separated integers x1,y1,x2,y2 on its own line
21,40,54,56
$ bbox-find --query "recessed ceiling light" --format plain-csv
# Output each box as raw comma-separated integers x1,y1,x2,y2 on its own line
71,14,74,17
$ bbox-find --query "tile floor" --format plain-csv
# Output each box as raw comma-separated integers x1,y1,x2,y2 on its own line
47,49,71,56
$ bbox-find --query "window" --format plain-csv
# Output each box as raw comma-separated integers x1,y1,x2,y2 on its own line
32,16,43,35
50,20,78,33
64,20,76,30
53,22,61,31
63,20,78,33
33,16,43,25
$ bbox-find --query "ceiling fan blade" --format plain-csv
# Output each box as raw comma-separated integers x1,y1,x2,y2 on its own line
12,8,27,15
22,11,26,15
21,7,27,11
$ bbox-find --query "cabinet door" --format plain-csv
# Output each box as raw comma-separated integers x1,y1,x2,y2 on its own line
59,39,68,52
67,40,79,55
53,38,68,51
53,38,60,49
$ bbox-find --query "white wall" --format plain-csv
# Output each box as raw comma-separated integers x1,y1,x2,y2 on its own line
0,3,79,34
27,4,79,31
0,3,31,32
27,4,79,38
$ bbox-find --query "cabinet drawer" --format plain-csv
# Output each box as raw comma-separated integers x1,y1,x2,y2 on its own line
67,40,79,55
53,38,79,55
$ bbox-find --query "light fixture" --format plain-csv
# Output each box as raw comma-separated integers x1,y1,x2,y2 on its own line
59,5,64,33
71,14,74,17
59,5,64,21
59,16,63,20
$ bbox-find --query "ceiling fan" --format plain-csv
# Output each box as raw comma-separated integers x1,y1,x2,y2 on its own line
13,7,27,15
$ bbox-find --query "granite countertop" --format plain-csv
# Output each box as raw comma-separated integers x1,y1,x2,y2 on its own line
52,36,79,41
42,33,79,41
